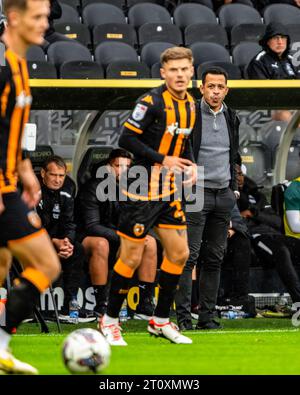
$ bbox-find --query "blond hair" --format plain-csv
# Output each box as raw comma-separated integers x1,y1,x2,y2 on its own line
160,47,193,65
3,0,48,13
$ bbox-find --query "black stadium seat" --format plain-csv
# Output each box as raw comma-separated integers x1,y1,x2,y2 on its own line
197,61,241,80
287,24,300,45
138,23,183,48
26,45,46,62
94,41,138,69
184,23,228,47
190,42,230,68
59,61,104,79
77,146,114,188
55,3,80,24
140,41,174,68
240,142,271,185
106,60,150,79
81,0,124,10
218,4,262,34
173,3,217,31
24,145,54,174
263,4,300,25
151,62,162,78
93,24,137,48
230,24,266,48
232,42,262,74
82,3,126,29
54,23,91,47
128,3,172,30
27,61,57,79
47,41,92,68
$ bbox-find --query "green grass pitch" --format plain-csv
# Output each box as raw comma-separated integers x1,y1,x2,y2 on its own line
9,318,300,375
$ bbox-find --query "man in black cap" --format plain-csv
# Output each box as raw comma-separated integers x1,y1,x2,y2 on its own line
246,22,300,79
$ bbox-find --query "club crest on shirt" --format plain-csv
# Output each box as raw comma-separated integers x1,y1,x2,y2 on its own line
27,211,42,229
133,223,145,237
132,103,148,121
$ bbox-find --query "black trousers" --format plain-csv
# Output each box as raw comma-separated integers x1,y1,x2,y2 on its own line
251,234,300,303
175,187,236,324
222,232,251,300
58,241,85,306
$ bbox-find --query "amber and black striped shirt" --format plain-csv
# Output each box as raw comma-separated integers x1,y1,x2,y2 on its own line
119,84,196,199
0,48,32,194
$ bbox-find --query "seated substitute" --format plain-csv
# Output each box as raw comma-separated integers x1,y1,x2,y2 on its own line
246,22,300,79
76,148,157,320
38,155,93,323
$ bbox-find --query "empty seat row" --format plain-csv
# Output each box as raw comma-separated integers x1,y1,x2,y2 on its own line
57,3,300,31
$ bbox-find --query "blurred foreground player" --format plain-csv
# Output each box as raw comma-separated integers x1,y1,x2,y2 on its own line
0,0,60,374
99,47,197,345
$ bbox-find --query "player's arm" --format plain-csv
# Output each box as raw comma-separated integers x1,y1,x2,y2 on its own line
120,97,193,170
0,191,4,214
17,159,41,208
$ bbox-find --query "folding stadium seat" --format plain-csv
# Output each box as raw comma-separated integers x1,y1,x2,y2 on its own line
151,62,162,78
140,41,174,68
54,23,91,47
27,61,57,79
190,42,230,69
138,23,183,48
173,4,217,31
77,146,113,188
263,4,300,25
218,4,262,34
127,0,166,7
81,0,124,10
55,3,80,24
232,42,262,75
188,0,214,10
26,45,46,62
240,142,271,185
287,25,300,45
106,60,150,78
93,24,137,48
61,0,81,10
230,24,266,49
128,3,172,30
47,41,93,68
94,41,138,69
60,60,104,79
82,3,126,29
184,23,228,47
197,61,241,80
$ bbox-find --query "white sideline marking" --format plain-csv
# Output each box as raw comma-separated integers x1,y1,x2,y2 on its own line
14,328,300,337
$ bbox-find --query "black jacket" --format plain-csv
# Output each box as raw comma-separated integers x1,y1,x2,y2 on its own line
45,0,62,37
192,102,240,191
230,203,250,239
76,169,120,244
37,183,76,243
247,22,300,79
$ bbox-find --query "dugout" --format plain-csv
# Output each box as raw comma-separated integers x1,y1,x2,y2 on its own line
6,79,300,312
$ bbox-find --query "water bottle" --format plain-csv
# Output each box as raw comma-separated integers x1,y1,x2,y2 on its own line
221,310,246,319
221,310,237,319
119,300,128,323
69,299,79,324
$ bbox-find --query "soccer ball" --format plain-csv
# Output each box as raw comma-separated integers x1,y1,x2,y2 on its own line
62,328,111,374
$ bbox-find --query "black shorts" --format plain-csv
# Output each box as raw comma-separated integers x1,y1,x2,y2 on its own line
117,198,186,241
0,192,44,247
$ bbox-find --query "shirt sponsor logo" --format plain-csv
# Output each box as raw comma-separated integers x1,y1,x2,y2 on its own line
167,122,192,136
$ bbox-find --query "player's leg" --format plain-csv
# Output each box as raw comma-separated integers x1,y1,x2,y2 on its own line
148,227,192,344
0,248,12,286
135,235,157,320
99,236,145,346
82,236,110,318
0,231,60,374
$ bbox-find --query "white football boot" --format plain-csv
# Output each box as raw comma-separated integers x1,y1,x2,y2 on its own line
148,319,193,344
0,349,38,374
98,317,127,346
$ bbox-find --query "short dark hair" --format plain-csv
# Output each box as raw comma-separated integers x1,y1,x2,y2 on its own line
42,155,67,172
202,67,228,85
108,148,132,164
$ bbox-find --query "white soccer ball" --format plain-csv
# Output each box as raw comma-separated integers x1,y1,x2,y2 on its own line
62,328,111,374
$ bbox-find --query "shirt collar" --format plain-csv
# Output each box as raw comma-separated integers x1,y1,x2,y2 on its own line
201,98,226,115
